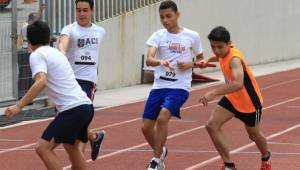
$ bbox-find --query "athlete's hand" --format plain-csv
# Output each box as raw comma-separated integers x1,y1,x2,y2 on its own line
5,105,22,119
199,91,216,106
194,59,209,68
177,61,194,71
159,60,174,70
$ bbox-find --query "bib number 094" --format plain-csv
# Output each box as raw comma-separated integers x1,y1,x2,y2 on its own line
81,55,91,60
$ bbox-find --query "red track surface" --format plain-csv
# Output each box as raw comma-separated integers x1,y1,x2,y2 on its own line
1,69,300,170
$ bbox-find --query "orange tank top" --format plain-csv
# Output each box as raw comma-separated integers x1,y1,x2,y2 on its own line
219,47,263,113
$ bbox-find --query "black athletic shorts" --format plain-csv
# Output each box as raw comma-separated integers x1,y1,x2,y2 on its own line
218,97,262,127
42,104,94,144
76,79,97,101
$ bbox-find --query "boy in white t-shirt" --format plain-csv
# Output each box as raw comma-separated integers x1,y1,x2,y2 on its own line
58,0,105,161
142,1,204,170
5,21,93,169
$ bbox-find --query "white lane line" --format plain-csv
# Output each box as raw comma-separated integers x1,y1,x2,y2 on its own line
62,125,206,170
0,118,55,130
1,80,299,159
2,148,299,156
0,143,37,154
269,141,300,146
261,78,300,90
0,139,24,142
63,96,300,169
263,96,300,110
0,98,212,154
184,123,300,170
2,94,299,158
3,75,298,129
170,120,198,123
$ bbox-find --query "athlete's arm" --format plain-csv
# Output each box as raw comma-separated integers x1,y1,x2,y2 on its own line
200,57,244,106
58,35,70,56
195,55,218,68
146,46,170,68
206,56,219,62
215,57,244,94
177,60,194,71
5,72,47,118
177,53,204,71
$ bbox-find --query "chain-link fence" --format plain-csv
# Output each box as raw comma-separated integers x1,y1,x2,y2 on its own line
0,0,42,106
0,0,15,105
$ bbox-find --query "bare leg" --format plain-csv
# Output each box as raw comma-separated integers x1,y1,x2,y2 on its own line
78,130,97,153
142,119,156,149
63,140,87,170
205,106,235,163
153,108,172,158
88,131,97,142
35,138,61,170
245,125,269,157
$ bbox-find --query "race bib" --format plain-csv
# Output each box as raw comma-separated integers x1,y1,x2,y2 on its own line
74,51,96,65
159,65,178,81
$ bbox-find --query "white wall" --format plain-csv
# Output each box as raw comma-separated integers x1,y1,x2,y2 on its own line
96,0,300,90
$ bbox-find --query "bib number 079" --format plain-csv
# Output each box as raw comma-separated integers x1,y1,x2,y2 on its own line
165,71,176,77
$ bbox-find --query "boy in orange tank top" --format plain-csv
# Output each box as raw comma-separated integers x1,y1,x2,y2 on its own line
198,26,271,170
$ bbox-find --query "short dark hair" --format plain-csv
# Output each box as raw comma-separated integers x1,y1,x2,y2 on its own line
27,21,50,46
75,0,94,9
208,26,231,43
159,0,178,12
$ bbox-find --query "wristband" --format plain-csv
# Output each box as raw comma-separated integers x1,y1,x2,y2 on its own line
16,102,23,110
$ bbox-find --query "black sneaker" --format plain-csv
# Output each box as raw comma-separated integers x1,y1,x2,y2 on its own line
91,130,105,161
147,160,159,170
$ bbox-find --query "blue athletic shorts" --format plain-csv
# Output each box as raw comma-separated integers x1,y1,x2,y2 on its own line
143,88,189,120
42,104,94,144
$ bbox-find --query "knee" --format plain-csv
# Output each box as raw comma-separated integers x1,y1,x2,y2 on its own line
141,125,147,134
141,124,152,134
78,142,86,154
35,144,47,157
35,139,53,157
156,117,169,127
156,109,171,126
205,121,219,132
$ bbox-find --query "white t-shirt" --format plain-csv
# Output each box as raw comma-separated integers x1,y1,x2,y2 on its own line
21,23,29,49
30,46,91,113
61,22,105,84
146,28,203,91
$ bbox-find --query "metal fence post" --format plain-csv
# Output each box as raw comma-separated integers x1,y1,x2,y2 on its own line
11,0,18,101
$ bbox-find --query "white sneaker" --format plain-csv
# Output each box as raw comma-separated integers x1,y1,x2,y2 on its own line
158,146,168,170
147,160,159,170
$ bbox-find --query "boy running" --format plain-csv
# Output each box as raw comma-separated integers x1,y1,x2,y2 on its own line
5,21,93,169
141,1,204,170
199,26,271,170
58,0,105,161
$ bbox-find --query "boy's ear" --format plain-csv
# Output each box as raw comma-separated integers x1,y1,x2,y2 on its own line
227,40,232,47
27,43,33,53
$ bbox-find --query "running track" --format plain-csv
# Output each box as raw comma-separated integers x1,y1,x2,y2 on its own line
0,69,300,170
